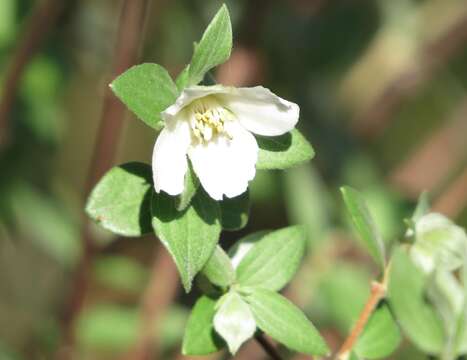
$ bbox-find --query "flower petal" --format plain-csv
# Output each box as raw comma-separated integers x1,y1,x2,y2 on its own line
188,122,258,200
152,120,191,196
162,85,229,124
218,86,299,136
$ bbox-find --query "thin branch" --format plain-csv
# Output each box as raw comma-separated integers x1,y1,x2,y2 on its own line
56,0,150,358
255,333,283,360
120,246,179,360
335,281,386,360
335,265,390,360
0,0,66,147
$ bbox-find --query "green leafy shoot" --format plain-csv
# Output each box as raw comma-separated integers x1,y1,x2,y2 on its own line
110,64,178,130
183,296,225,355
188,4,232,85
341,186,386,270
151,189,221,292
244,288,329,355
235,226,306,291
86,162,153,237
256,129,315,170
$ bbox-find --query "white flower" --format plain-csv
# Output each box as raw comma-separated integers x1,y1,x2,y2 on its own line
152,85,299,200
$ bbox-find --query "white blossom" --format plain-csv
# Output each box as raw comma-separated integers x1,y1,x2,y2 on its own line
152,85,299,200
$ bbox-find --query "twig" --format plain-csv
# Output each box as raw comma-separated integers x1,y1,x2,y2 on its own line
56,1,150,358
255,333,283,360
0,0,66,147
120,246,179,360
335,264,391,360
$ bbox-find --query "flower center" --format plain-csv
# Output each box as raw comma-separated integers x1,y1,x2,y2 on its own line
189,97,233,143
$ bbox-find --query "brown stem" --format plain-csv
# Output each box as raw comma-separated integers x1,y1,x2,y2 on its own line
120,246,179,360
335,281,387,360
56,1,150,358
0,0,66,147
255,333,283,360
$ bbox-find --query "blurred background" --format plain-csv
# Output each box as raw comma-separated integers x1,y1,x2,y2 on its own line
0,0,466,359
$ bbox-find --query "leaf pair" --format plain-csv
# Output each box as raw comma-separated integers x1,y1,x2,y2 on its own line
111,5,231,131
183,227,329,356
86,162,252,291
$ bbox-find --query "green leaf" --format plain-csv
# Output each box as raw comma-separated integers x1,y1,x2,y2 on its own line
244,288,329,355
355,304,401,359
202,246,235,287
111,63,178,129
388,248,444,353
86,162,153,237
151,189,221,292
220,191,250,231
188,5,232,85
340,186,386,269
256,129,315,170
175,164,199,212
214,291,256,354
228,231,271,268
183,296,225,355
175,65,190,92
236,226,306,291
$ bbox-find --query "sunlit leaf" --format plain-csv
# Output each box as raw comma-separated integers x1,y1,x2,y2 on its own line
236,226,306,291
188,5,232,85
341,186,385,269
183,296,224,355
86,162,153,237
111,63,178,129
244,288,329,355
151,189,221,292
388,248,444,354
256,129,315,170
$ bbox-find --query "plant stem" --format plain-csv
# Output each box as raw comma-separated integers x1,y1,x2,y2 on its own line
335,274,388,360
56,0,149,358
255,333,283,360
0,0,66,147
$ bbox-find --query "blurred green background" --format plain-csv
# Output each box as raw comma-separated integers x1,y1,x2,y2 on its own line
1,0,467,359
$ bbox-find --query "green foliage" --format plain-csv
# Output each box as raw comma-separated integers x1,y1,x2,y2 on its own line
388,248,444,354
213,291,256,354
355,304,401,359
175,65,190,91
182,296,224,355
256,129,315,170
175,165,199,212
151,189,221,292
86,162,153,237
187,4,232,85
235,226,306,291
111,63,178,130
202,246,235,288
341,186,386,269
244,288,329,355
220,191,250,231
